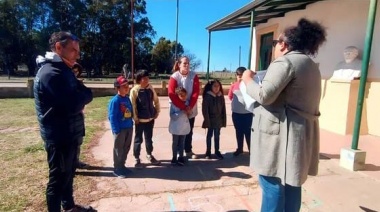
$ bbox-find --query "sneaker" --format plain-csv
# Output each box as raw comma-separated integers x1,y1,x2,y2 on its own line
185,151,198,159
170,157,177,165
147,155,161,165
205,151,211,159
77,161,89,169
134,159,144,169
233,150,243,157
215,151,224,160
113,168,128,178
64,204,97,212
177,157,185,166
122,167,133,174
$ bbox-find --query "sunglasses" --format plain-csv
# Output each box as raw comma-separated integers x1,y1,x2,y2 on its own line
272,39,282,48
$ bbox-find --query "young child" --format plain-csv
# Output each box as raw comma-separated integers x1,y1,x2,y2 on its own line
202,79,226,160
228,67,253,156
130,69,161,168
108,76,134,178
169,87,191,166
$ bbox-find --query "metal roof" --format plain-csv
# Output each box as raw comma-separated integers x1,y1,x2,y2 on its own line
206,0,324,32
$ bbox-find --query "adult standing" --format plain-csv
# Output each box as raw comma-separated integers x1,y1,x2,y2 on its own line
227,66,253,156
168,56,200,159
242,18,326,212
34,31,95,212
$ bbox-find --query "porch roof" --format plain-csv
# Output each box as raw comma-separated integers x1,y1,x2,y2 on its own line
206,0,325,32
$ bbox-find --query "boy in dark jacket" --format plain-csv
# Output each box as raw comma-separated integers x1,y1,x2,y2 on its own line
108,76,134,178
129,69,161,168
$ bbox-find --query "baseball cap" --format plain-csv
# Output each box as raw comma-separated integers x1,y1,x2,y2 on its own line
114,76,130,87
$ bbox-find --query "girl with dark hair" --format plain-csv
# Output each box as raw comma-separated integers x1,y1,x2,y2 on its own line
201,79,226,160
242,18,327,211
228,66,254,156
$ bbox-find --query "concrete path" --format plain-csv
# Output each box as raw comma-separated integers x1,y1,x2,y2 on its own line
87,96,380,212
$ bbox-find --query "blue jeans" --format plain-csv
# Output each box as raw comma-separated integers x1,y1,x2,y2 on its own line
172,134,185,159
206,128,220,153
259,175,301,212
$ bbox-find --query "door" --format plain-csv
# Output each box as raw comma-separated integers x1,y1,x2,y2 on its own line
259,32,274,70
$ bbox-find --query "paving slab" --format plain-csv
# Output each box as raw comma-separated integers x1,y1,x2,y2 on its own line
87,96,380,212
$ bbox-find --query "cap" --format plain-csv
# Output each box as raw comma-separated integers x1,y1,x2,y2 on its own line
114,76,130,87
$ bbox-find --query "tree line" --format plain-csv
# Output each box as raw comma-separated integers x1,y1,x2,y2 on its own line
0,0,201,77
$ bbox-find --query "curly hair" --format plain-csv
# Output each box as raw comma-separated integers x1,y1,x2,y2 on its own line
282,18,327,56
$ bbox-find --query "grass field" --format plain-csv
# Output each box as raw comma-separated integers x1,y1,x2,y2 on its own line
0,97,110,211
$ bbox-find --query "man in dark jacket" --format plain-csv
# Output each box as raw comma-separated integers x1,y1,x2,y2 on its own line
34,31,95,212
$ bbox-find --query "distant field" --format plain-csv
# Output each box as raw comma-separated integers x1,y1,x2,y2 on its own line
0,71,237,85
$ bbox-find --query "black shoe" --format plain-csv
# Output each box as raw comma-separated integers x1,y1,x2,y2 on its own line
76,161,89,169
205,151,211,159
177,157,185,166
215,151,224,160
233,150,243,157
113,168,128,178
147,155,161,165
64,205,97,212
170,157,177,165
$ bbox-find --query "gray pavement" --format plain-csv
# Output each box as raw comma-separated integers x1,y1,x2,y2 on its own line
87,96,380,212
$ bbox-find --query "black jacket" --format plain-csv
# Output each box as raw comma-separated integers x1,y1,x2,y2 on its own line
34,58,93,144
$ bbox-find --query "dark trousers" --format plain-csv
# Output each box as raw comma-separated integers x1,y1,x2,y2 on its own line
133,120,154,158
184,117,195,153
206,128,221,153
113,128,133,169
45,139,80,212
232,112,253,152
172,134,185,159
75,137,84,166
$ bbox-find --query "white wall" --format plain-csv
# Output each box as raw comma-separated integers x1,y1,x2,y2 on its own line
255,0,380,79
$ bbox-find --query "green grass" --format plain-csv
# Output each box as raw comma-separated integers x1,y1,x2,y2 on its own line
0,97,110,211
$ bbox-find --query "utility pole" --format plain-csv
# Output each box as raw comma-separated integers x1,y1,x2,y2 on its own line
239,45,241,67
130,0,135,81
175,0,179,61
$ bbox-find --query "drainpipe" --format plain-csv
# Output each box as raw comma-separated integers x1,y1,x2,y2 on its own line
351,0,377,150
206,31,211,81
248,11,255,69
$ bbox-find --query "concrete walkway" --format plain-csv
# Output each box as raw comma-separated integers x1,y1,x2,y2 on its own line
87,96,380,212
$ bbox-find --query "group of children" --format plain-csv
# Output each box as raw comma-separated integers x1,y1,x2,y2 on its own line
107,68,251,178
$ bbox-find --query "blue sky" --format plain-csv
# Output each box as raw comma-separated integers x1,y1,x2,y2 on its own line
145,0,252,72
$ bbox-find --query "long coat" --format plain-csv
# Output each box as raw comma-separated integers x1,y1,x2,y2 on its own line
246,51,321,187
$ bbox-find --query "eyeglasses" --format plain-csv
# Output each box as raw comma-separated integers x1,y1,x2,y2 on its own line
272,40,282,48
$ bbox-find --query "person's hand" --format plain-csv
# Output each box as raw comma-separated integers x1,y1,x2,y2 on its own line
185,106,192,116
242,70,256,84
134,119,140,125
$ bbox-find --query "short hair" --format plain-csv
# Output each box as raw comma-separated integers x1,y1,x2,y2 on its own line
135,69,150,83
236,67,246,75
49,31,80,51
175,86,187,95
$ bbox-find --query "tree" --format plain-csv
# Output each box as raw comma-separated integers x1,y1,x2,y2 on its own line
151,37,185,74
